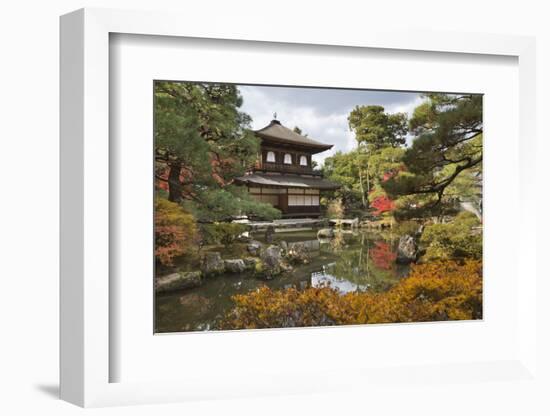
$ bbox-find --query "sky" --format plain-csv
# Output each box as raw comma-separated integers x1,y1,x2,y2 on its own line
239,85,425,165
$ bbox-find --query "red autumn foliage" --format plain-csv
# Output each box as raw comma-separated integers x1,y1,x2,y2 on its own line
370,241,397,270
154,198,199,266
371,195,395,215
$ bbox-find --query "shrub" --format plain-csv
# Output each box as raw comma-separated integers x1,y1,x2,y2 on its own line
326,198,345,219
221,260,482,329
393,220,421,236
370,195,395,216
366,260,482,323
155,198,199,266
420,212,482,261
200,222,248,245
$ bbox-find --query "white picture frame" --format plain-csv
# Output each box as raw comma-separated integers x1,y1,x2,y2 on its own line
60,7,538,408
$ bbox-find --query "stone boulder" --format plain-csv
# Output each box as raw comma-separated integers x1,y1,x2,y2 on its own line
202,252,225,276
236,231,252,243
317,228,335,239
246,240,262,256
265,225,275,243
243,257,261,273
396,235,418,264
286,242,310,265
259,245,291,279
224,259,246,273
155,271,202,293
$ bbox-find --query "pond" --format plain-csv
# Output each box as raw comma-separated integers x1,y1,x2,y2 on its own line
155,229,411,333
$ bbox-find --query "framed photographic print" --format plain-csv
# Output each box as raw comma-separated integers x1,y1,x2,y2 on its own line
152,81,483,334
60,7,540,409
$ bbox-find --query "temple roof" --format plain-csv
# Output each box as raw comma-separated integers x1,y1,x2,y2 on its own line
235,173,340,190
254,120,333,153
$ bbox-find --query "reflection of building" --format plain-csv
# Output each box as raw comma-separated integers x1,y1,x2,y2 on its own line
236,119,340,217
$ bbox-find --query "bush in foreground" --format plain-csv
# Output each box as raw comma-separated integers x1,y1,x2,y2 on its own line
155,198,199,266
420,212,482,261
221,260,482,329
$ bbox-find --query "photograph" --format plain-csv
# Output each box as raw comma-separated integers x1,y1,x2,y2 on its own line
154,81,483,333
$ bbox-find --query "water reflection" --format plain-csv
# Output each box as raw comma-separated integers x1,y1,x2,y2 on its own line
156,229,410,332
312,267,370,293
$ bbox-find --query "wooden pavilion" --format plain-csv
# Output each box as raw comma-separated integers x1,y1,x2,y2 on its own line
236,119,340,217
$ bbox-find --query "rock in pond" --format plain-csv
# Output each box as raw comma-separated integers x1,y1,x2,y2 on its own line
202,252,225,276
286,242,310,265
396,235,417,264
259,245,292,279
265,225,275,243
155,271,202,293
247,240,262,256
243,257,261,272
224,259,246,273
317,228,335,239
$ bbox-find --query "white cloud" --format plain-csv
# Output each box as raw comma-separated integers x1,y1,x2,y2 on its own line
239,86,426,165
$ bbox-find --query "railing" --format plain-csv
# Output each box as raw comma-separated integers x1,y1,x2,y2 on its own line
255,162,321,176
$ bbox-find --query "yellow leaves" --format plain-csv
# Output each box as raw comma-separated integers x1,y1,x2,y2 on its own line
155,198,199,266
222,260,482,329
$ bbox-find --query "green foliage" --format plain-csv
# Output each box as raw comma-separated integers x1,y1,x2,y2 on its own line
348,105,408,151
393,220,421,236
326,198,345,219
154,81,279,221
200,222,248,245
384,94,483,216
420,212,482,261
323,144,405,215
183,185,280,222
221,260,482,329
155,198,199,266
322,150,364,208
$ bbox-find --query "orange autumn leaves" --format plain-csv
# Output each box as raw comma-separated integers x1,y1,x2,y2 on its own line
222,260,482,329
155,198,199,266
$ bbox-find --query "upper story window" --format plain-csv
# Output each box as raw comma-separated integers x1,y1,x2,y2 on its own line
266,151,276,163
284,153,292,164
299,155,308,166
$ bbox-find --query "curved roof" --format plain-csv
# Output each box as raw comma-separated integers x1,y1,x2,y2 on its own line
236,173,340,190
254,120,333,153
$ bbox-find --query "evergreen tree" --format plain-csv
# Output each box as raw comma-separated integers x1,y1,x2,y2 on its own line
154,81,280,221
383,93,482,217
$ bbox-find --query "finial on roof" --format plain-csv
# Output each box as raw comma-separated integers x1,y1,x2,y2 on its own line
273,112,277,120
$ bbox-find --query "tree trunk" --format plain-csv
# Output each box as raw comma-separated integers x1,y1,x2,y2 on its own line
359,168,367,209
366,167,370,201
167,163,182,202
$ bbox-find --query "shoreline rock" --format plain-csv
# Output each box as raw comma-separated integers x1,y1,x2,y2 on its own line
155,271,202,293
246,240,262,256
286,242,310,265
224,259,246,273
317,228,335,239
202,252,225,276
396,235,418,264
259,244,292,279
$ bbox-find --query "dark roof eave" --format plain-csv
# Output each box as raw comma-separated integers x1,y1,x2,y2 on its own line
252,120,334,152
235,173,341,190
257,134,333,153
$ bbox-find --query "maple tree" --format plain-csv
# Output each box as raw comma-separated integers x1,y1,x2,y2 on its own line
154,198,199,266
